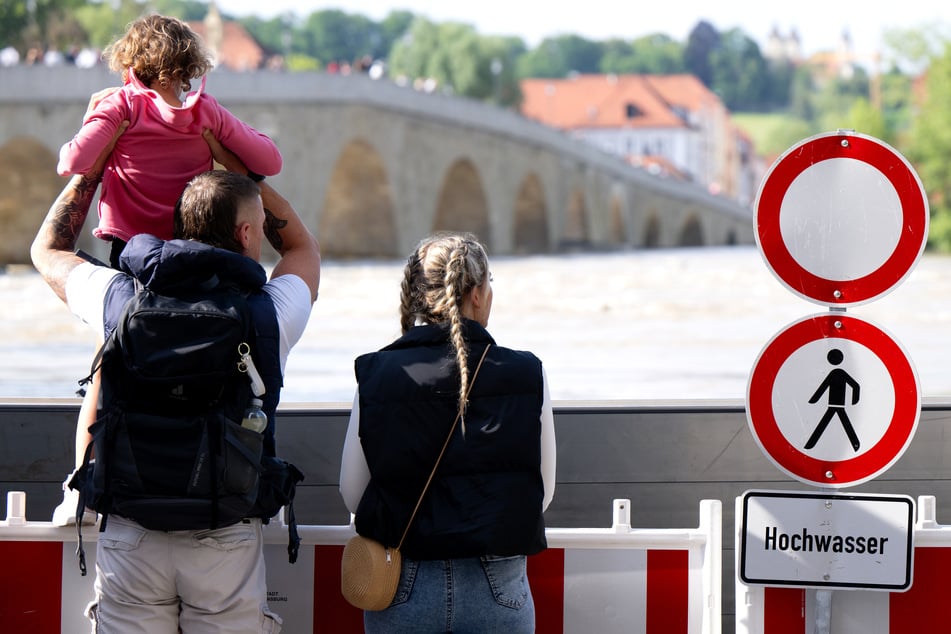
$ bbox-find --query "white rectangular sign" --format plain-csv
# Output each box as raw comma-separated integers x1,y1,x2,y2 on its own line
740,490,914,590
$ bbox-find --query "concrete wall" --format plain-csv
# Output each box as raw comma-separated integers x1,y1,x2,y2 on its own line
2,399,950,633
0,67,753,264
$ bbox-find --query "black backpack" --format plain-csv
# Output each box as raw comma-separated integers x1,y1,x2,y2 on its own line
70,277,303,574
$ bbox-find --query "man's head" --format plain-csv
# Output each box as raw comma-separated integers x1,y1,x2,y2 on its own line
174,171,265,260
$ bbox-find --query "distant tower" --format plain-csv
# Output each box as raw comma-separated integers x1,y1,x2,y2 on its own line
837,28,855,79
785,28,802,63
763,26,802,65
764,25,785,61
204,0,223,67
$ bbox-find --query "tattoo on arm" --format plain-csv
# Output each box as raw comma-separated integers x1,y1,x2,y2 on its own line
43,173,98,246
47,197,92,251
264,207,287,252
35,173,101,302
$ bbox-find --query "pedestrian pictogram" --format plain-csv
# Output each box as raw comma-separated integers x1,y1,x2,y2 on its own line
747,313,920,488
804,349,861,452
755,131,928,307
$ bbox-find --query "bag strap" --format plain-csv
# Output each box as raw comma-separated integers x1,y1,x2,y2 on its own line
396,344,491,550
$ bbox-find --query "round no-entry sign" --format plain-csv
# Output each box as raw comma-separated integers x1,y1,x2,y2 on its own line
747,313,920,488
755,131,928,306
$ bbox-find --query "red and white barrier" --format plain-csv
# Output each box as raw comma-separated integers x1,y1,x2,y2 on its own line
0,493,721,634
736,495,951,633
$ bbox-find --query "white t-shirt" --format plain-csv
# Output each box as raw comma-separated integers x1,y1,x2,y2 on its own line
65,261,313,371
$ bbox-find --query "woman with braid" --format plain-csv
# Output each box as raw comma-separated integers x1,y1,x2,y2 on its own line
340,232,556,632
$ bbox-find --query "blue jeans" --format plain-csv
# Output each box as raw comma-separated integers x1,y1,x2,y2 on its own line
364,554,535,634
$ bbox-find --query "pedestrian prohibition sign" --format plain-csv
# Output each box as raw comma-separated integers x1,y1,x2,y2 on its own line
755,131,928,307
747,313,920,488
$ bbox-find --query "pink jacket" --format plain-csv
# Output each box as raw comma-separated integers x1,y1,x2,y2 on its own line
58,73,282,241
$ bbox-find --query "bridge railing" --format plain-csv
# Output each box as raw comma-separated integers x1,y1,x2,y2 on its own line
0,492,721,634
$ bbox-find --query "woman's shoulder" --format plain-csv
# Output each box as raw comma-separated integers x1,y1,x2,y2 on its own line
489,344,543,367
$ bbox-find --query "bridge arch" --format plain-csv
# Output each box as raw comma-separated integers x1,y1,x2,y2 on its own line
609,191,626,246
0,136,63,264
679,215,704,247
561,188,589,248
433,158,491,245
318,139,397,258
512,172,549,253
644,215,662,248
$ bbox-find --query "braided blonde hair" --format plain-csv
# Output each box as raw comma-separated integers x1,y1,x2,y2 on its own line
399,233,490,430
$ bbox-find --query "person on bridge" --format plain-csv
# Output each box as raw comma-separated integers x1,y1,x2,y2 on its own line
32,125,319,633
339,232,556,633
57,13,283,270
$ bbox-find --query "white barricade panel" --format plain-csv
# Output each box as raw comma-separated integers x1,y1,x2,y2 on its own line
1,495,721,634
736,494,951,633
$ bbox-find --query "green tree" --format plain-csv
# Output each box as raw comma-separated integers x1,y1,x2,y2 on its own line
302,9,381,65
763,58,796,110
2,0,88,51
73,0,143,50
908,42,951,251
152,0,208,22
877,68,914,139
0,0,36,47
388,18,481,95
478,35,526,106
709,28,769,111
842,98,888,141
787,64,818,120
378,10,414,57
599,34,685,74
239,14,297,57
812,68,873,131
516,34,602,78
684,20,719,87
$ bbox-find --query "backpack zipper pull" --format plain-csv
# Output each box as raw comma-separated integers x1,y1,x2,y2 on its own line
237,343,266,397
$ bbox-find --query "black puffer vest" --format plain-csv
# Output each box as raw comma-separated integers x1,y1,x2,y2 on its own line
354,320,547,559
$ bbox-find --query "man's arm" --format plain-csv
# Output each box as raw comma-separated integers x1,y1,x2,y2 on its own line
31,173,104,304
260,181,321,302
32,119,127,303
202,129,321,302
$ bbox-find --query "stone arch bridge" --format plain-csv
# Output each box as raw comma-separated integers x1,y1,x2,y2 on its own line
0,66,753,263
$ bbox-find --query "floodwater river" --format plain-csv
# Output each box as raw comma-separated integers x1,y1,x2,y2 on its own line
5,245,951,403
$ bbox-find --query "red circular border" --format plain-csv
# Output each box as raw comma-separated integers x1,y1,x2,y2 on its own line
755,134,927,306
747,314,920,487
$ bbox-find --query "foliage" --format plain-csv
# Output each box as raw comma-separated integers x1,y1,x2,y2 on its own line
709,28,770,111
732,112,815,159
234,15,295,56
907,42,951,251
515,34,603,78
599,34,685,74
388,17,523,105
684,20,719,87
2,0,88,50
72,0,205,50
284,53,321,72
476,35,527,106
301,10,380,65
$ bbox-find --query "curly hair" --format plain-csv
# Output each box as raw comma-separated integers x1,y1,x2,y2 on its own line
104,14,212,92
399,232,490,429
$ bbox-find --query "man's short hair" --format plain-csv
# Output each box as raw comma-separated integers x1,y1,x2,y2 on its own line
174,171,261,253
